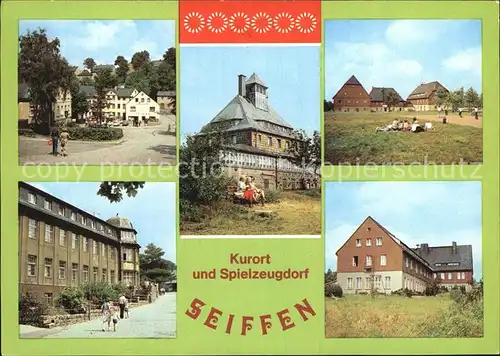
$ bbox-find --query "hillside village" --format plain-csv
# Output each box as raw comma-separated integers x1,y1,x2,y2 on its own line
326,75,482,114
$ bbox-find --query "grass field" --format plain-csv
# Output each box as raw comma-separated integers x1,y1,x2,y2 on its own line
325,294,484,338
180,190,321,235
324,112,483,165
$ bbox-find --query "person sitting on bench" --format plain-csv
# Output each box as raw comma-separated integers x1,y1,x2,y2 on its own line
234,177,246,198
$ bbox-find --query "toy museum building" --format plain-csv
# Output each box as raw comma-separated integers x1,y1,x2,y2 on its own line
199,73,318,191
18,182,141,302
336,217,474,294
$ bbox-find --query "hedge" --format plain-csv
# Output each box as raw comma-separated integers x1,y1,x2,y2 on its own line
19,129,37,137
66,127,123,141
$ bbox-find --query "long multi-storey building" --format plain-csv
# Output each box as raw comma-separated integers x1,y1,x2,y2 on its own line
335,216,474,294
18,182,141,303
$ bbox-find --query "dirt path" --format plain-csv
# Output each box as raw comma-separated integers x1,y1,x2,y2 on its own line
415,113,482,128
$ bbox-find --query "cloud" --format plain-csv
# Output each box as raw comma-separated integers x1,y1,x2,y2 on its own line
385,20,451,44
80,20,137,51
442,47,481,76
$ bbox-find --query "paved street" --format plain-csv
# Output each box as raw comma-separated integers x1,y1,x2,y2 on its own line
20,293,176,338
19,115,177,166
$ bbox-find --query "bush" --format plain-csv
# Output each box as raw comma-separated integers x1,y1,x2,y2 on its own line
391,288,414,298
424,280,440,296
450,288,465,303
19,293,50,325
325,282,343,298
56,286,86,314
19,128,37,137
66,126,123,141
265,189,282,203
81,281,121,305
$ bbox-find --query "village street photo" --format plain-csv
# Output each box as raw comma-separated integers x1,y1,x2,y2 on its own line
324,181,483,338
18,182,177,338
324,20,482,165
179,46,321,236
18,20,177,165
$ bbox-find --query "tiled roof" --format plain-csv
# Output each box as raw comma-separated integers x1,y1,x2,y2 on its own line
115,88,135,98
79,85,97,98
369,87,404,102
413,245,473,271
345,75,362,86
407,81,447,100
245,72,267,88
157,90,176,97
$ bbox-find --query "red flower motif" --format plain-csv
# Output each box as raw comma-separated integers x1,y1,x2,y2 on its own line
229,12,250,34
184,12,205,34
273,12,294,34
295,12,317,34
207,12,228,34
251,12,272,34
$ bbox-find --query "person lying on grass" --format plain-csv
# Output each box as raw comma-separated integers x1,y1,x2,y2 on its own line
375,118,400,132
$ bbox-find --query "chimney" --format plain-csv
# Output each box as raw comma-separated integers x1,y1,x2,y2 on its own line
452,241,457,253
238,74,246,97
420,243,429,255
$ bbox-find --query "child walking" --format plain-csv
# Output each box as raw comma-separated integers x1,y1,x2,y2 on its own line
111,306,119,332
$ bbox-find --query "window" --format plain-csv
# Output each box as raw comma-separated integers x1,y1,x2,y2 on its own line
81,216,86,225
71,212,76,221
83,266,89,281
110,270,115,283
28,192,37,204
365,277,372,289
405,258,409,268
28,219,37,239
147,98,150,102
435,263,442,267
58,205,64,216
149,106,156,112
27,255,37,276
101,269,107,282
141,97,145,102
410,260,413,269
380,255,387,266
356,239,361,247
44,199,51,210
267,136,272,146
93,240,98,255
44,225,53,243
375,275,381,288
356,277,362,289
384,276,391,289
101,243,106,257
71,233,77,249
258,135,262,143
44,293,53,305
58,261,66,279
90,220,95,229
93,267,98,281
277,139,282,148
366,238,372,246
232,136,237,145
366,255,372,266
285,141,290,149
110,247,115,259
347,278,353,289
447,273,452,280
72,263,78,281
440,273,445,280
123,271,134,285
59,229,66,246
83,237,88,252
352,256,359,267
135,98,139,102
376,237,382,246
44,258,52,278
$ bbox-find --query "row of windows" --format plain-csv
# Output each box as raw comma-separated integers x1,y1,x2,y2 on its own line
355,237,383,247
220,152,302,171
352,254,386,267
27,255,116,282
26,192,117,237
128,106,156,113
405,257,432,278
434,272,466,280
336,99,369,105
347,276,391,290
27,218,117,258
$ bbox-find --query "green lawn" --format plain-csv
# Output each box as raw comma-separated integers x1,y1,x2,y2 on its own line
325,294,483,338
324,112,483,165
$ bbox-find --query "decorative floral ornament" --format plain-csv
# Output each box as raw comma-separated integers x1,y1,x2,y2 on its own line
184,12,205,34
273,12,294,34
229,12,250,34
295,12,317,34
207,12,228,34
251,12,272,34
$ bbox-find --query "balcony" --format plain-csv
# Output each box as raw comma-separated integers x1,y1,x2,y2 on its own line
364,262,373,271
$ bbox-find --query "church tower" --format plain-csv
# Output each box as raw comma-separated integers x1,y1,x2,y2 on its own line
245,72,268,111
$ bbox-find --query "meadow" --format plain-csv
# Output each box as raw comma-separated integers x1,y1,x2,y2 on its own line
180,190,321,236
324,112,483,165
325,293,484,338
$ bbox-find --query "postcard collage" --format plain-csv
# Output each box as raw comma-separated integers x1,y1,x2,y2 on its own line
1,0,499,355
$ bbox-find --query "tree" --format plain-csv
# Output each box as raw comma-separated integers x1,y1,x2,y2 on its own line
163,47,176,70
435,87,449,108
114,55,129,84
70,86,90,120
80,77,94,86
323,100,333,112
286,129,321,176
125,69,151,95
384,90,400,111
83,57,97,72
19,28,75,133
139,243,176,284
131,50,150,70
465,87,480,111
448,89,465,111
93,68,117,123
478,93,483,109
97,182,145,203
324,269,337,283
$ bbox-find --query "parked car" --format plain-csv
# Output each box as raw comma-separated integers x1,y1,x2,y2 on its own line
121,120,130,126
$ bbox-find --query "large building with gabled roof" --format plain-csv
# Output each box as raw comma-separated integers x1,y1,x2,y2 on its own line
335,216,474,294
331,75,372,112
406,81,448,111
369,87,407,112
200,73,318,190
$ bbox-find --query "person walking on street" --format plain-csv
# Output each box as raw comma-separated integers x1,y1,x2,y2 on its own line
101,299,111,331
474,107,479,120
50,125,60,156
118,295,127,319
60,127,70,156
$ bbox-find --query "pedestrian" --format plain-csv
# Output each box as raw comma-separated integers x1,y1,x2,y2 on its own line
118,294,127,319
445,109,448,116
458,107,463,118
124,298,129,318
50,125,60,156
437,106,442,118
101,299,111,332
59,127,70,156
111,306,119,332
474,107,479,120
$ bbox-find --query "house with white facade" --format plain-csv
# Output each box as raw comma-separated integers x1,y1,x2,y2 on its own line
125,91,160,125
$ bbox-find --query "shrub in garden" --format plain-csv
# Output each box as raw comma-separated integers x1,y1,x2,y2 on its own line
19,293,49,325
66,127,123,141
450,288,465,303
18,129,37,137
424,280,440,296
325,282,343,298
265,189,282,203
56,286,85,314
